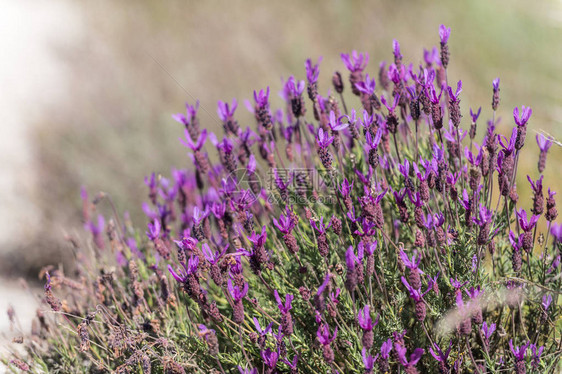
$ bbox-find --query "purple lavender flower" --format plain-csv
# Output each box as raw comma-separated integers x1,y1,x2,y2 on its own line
542,294,553,311
228,278,248,323
180,128,207,151
316,128,334,148
447,80,462,127
217,99,237,122
473,204,493,245
341,50,369,73
261,348,279,371
172,101,199,131
341,50,369,96
305,57,322,84
509,339,529,374
355,73,377,96
387,63,405,85
317,324,337,345
509,230,525,273
345,245,360,291
551,223,562,243
439,24,451,68
283,354,299,373
513,105,532,150
362,348,376,373
168,254,198,284
317,323,337,363
423,47,439,66
517,209,539,233
357,305,379,349
253,317,273,343
146,219,161,241
536,133,553,152
470,107,482,123
86,214,105,250
393,39,402,61
509,230,523,273
466,286,484,324
530,344,544,369
396,344,424,373
357,305,379,331
481,321,495,348
365,128,383,168
311,217,331,234
339,178,354,210
273,212,295,234
536,133,553,173
399,249,423,288
238,367,258,374
401,276,433,321
328,111,349,132
316,127,335,168
380,338,392,360
429,341,452,371
513,105,532,127
227,278,248,302
380,93,400,133
528,174,544,215
273,290,294,315
465,145,483,167
493,78,500,92
439,24,451,44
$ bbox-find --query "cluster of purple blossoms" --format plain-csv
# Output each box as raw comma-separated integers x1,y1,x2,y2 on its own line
22,23,562,374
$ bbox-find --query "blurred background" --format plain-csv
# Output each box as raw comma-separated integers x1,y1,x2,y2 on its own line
1,0,561,336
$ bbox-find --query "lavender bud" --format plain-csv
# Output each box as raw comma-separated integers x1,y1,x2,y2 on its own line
282,313,293,336
415,301,427,322
460,318,472,336
323,344,335,363
331,216,342,235
414,229,426,248
492,78,500,111
362,330,374,350
512,248,522,273
233,300,245,324
317,232,329,258
368,148,379,169
299,287,311,301
408,269,421,290
546,192,557,222
332,71,344,93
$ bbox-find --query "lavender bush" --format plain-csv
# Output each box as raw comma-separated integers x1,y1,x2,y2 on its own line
4,25,562,373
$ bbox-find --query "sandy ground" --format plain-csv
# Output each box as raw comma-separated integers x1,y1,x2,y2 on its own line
0,0,80,366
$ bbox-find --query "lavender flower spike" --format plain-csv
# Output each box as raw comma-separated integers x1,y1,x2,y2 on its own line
536,133,553,173
358,304,379,349
429,340,452,367
481,321,496,342
542,294,553,311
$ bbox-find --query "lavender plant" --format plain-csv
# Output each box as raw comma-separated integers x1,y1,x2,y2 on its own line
4,25,562,373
